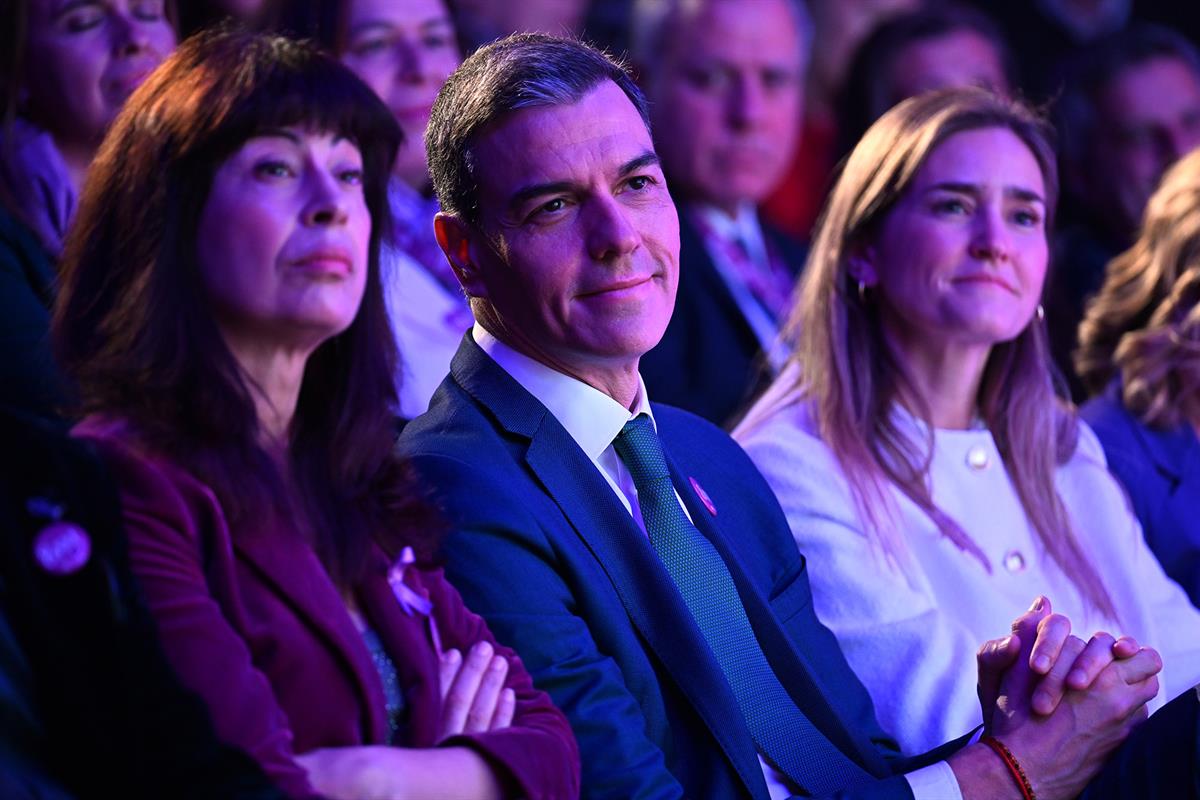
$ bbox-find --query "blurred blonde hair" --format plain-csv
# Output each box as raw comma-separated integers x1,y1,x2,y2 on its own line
1077,147,1200,431
757,86,1116,619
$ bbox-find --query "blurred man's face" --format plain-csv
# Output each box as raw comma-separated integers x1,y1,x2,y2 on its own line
1091,55,1200,234
886,30,1009,108
645,0,805,214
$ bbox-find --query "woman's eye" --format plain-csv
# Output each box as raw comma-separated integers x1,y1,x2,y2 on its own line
255,161,294,179
64,9,104,32
1012,208,1042,227
933,198,969,216
350,37,390,56
132,0,165,21
338,168,365,186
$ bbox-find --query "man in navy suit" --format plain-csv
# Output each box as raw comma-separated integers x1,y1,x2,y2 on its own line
400,32,1193,800
634,0,809,427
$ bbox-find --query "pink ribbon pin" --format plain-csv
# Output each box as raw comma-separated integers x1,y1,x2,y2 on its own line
689,477,717,517
387,546,433,617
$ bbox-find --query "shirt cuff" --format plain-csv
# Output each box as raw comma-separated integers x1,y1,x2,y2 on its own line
904,760,964,800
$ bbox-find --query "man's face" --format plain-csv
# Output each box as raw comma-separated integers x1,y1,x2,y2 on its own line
1090,55,1200,234
451,81,680,381
645,0,805,213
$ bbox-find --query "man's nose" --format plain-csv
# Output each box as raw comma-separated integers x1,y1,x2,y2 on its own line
586,196,640,261
726,74,766,130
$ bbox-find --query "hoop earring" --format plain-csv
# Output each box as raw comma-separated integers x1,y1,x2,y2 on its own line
1036,303,1045,321
858,280,867,303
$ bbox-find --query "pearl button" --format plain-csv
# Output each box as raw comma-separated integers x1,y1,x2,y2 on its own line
966,445,990,470
1003,549,1027,573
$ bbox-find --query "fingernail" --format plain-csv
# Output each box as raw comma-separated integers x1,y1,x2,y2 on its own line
489,656,506,672
445,649,461,663
474,641,493,658
1030,596,1045,612
1033,654,1051,672
999,635,1013,650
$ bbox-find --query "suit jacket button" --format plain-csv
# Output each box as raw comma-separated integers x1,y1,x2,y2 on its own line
32,521,92,575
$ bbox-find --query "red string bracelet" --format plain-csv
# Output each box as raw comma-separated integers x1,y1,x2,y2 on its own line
981,735,1036,800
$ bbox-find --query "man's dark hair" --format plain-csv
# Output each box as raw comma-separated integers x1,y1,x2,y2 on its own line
426,32,649,223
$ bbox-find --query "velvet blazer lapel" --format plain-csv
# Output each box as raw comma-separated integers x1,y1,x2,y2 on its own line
448,335,769,795
232,528,389,743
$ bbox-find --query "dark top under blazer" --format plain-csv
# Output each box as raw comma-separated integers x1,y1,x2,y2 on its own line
398,334,964,800
640,210,805,429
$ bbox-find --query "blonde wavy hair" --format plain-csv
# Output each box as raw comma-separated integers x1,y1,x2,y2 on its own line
766,87,1117,619
1076,147,1200,430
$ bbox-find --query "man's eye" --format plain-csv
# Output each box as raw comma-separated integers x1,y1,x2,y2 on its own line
538,198,566,214
626,176,654,192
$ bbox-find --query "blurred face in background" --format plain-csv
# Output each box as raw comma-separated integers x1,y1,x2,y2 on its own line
340,0,460,190
450,0,589,37
645,0,805,214
885,29,1009,107
22,0,176,154
1089,55,1200,235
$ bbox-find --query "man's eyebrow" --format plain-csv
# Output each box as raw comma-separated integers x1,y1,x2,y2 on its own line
616,151,661,177
925,181,1045,205
506,151,662,212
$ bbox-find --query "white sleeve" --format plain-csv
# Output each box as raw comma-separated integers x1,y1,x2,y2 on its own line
904,761,964,800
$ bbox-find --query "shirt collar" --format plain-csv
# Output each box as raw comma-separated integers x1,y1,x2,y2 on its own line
473,324,654,459
694,201,765,252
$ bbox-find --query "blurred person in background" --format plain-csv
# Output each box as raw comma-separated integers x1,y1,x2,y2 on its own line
278,0,469,420
57,29,578,800
448,0,589,51
835,3,1013,162
0,0,176,421
1078,147,1200,609
760,0,920,241
178,0,274,37
633,0,809,427
1048,23,1200,397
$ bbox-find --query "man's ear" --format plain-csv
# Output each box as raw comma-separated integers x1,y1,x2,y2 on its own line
846,243,879,287
434,212,489,300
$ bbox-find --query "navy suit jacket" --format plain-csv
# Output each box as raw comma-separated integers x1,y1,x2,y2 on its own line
640,211,805,429
1082,384,1200,607
399,334,951,799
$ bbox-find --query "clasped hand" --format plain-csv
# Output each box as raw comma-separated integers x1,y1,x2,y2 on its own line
973,596,1162,800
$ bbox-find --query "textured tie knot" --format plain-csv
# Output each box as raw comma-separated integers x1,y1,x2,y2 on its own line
613,415,671,485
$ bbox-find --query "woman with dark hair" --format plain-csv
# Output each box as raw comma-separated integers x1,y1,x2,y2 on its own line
735,87,1200,754
57,28,578,800
277,0,472,419
1078,147,1200,608
0,0,176,419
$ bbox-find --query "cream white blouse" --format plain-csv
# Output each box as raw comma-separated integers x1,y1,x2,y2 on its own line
735,392,1200,754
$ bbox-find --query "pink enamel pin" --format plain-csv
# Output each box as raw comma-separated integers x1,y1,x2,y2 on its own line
32,521,92,575
689,477,717,517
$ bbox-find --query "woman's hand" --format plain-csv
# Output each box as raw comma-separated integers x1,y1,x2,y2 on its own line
297,745,505,800
438,641,516,740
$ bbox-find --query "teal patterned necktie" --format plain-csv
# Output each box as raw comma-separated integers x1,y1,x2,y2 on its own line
613,414,869,795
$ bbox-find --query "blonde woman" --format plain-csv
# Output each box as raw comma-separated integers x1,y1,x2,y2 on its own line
734,87,1200,755
1078,148,1200,608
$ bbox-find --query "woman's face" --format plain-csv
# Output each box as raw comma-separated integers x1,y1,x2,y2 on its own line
340,0,460,189
857,126,1049,353
23,0,176,147
196,128,372,357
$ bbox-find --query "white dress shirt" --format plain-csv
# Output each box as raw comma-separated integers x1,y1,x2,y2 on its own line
694,203,791,371
381,245,470,420
475,326,961,800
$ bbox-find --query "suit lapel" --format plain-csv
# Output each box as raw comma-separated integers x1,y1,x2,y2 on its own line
233,529,388,743
451,336,770,796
